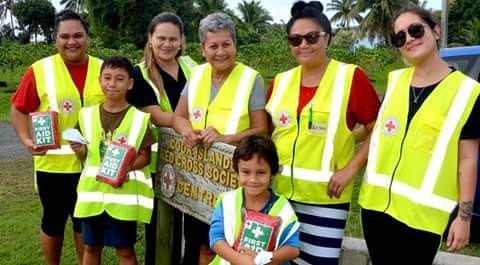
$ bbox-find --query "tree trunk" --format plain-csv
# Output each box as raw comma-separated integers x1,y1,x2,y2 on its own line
9,8,15,38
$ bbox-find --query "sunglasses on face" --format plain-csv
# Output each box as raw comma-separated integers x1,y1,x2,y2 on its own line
391,23,428,48
287,31,327,47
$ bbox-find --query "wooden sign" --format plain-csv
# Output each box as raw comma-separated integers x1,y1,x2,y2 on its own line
156,128,238,223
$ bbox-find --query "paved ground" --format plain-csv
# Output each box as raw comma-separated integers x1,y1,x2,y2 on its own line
0,122,29,161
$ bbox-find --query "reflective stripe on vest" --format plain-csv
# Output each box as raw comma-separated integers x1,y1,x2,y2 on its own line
32,54,104,173
188,63,257,134
210,188,298,265
137,56,198,172
138,56,197,112
360,68,480,235
266,60,356,204
75,105,153,223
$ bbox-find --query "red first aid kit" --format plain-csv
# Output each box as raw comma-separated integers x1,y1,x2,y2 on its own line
233,210,281,253
30,111,60,152
96,141,136,187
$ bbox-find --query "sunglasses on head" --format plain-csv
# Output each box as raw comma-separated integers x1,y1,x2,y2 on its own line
287,31,327,47
391,23,428,48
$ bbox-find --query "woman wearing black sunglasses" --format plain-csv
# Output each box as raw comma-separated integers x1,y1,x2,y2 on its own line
265,1,380,264
359,6,480,265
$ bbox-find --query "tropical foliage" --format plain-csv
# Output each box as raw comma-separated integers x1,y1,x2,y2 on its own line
448,0,480,46
327,0,362,30
0,0,15,38
11,0,55,43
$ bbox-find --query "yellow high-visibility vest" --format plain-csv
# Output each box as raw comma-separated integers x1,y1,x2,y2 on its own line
266,60,357,204
32,54,104,173
137,56,198,172
75,105,153,223
209,188,299,265
188,62,258,134
359,68,480,235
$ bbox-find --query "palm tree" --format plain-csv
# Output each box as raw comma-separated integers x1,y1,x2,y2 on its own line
356,0,419,45
327,0,362,30
234,0,273,44
194,0,228,16
0,0,15,38
60,0,87,13
238,0,273,31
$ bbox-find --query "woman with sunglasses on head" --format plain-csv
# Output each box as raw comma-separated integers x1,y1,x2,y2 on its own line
265,1,380,264
359,6,480,265
126,12,197,265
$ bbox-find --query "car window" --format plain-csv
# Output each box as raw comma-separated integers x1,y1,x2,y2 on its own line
443,55,480,81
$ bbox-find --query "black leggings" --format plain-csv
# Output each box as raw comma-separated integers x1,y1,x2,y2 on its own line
361,208,441,265
37,171,82,237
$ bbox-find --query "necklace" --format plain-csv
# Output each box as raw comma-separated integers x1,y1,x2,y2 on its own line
411,86,427,104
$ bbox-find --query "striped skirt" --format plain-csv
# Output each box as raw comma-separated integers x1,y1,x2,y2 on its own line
290,201,349,265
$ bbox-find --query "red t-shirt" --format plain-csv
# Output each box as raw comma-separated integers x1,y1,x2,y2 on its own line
266,68,380,130
11,60,89,113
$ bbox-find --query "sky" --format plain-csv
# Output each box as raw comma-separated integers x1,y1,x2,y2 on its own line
47,0,443,24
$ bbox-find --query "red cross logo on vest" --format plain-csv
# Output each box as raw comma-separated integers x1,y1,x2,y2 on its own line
62,99,74,113
117,135,128,144
383,117,399,136
160,164,176,198
277,111,290,128
192,107,203,122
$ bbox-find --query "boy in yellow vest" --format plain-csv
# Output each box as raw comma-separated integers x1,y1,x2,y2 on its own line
69,56,155,265
209,135,300,265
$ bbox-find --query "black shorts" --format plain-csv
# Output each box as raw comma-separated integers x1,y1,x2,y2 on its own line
36,171,82,236
81,212,137,248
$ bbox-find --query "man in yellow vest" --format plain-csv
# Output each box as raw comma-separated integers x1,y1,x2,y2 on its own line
10,10,104,265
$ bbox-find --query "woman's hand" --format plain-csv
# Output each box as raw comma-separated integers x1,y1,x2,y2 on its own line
327,166,355,199
446,215,470,251
200,126,222,149
25,138,47,155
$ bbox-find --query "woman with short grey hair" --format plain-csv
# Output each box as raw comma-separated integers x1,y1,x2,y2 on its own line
198,12,237,45
174,11,268,265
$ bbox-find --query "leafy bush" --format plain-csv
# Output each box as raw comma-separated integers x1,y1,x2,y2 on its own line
1,36,403,93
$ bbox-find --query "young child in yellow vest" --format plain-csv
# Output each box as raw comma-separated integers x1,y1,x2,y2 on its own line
209,135,300,265
69,56,155,265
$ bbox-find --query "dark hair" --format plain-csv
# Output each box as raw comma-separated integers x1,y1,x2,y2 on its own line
100,56,134,78
143,12,185,101
392,6,440,48
232,135,279,175
393,6,438,29
54,9,88,36
146,12,184,55
286,1,332,44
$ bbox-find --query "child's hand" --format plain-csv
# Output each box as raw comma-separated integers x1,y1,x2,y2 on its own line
69,141,85,154
237,253,255,265
238,246,257,258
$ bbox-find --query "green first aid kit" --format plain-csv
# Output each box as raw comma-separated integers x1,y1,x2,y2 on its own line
30,111,60,152
233,210,281,253
97,141,136,187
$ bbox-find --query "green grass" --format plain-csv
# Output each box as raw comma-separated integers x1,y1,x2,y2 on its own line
0,158,146,265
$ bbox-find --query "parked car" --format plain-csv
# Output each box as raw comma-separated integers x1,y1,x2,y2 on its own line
440,45,480,243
